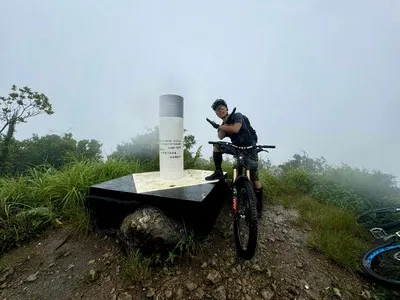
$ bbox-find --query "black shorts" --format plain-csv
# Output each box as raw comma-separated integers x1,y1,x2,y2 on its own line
216,144,259,181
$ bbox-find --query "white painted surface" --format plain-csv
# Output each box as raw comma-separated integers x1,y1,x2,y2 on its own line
159,116,184,180
132,169,225,193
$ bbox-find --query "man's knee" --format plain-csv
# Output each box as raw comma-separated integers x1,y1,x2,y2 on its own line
253,180,262,189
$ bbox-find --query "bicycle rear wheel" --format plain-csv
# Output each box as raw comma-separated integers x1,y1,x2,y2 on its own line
361,242,400,287
233,178,258,260
357,207,400,230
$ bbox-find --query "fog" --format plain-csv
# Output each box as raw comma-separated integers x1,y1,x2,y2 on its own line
1,0,399,180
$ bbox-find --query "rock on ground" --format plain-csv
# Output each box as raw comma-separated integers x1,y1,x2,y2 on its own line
118,206,186,254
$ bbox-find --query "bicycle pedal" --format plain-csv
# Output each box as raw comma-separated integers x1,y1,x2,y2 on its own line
370,228,387,239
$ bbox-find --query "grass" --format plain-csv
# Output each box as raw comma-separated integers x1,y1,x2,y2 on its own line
296,195,371,271
271,194,372,271
121,249,153,284
271,195,375,271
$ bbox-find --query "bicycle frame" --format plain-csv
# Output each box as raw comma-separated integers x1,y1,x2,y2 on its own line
208,141,275,214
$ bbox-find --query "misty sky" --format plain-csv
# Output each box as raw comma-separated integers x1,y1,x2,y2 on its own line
1,0,399,180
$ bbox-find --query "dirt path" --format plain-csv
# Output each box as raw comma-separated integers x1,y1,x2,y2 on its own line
0,202,397,300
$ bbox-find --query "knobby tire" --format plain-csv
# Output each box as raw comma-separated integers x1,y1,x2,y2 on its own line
233,178,258,260
257,191,264,219
361,242,400,288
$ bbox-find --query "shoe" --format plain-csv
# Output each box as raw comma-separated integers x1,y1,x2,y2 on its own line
205,170,224,181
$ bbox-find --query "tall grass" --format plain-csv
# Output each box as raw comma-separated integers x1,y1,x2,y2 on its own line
0,158,145,253
295,195,371,271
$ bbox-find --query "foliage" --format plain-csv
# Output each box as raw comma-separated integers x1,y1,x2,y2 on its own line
0,84,53,134
183,131,196,151
294,195,371,271
283,169,313,194
311,165,400,212
279,151,328,173
1,133,103,175
0,84,54,173
259,169,287,201
277,153,400,214
108,126,202,170
109,126,159,163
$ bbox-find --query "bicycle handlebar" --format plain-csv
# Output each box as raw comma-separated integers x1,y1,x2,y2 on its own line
208,141,276,150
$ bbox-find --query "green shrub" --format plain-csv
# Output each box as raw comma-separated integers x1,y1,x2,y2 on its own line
283,169,313,194
292,195,371,271
259,169,286,201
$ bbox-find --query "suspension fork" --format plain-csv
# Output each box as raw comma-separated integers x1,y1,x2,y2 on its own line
232,167,238,215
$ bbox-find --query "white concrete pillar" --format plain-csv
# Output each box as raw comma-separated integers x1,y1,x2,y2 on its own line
159,94,184,180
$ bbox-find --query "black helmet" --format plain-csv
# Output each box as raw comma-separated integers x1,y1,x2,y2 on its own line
211,99,228,111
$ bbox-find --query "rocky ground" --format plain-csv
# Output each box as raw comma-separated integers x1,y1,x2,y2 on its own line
0,202,399,300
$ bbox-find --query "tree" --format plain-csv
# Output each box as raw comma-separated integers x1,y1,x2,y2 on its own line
109,126,160,162
279,151,327,173
0,85,54,172
108,126,203,170
2,133,103,175
183,130,202,169
183,130,196,151
76,139,103,161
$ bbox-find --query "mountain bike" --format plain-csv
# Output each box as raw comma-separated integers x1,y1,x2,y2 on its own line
358,207,400,287
356,207,400,230
208,141,275,260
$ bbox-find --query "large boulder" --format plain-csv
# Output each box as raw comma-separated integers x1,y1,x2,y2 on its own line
118,206,186,254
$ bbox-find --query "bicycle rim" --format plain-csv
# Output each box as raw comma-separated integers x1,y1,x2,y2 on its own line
361,242,400,287
357,207,400,230
233,179,258,260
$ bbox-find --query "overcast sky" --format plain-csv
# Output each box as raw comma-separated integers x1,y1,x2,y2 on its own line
1,0,399,180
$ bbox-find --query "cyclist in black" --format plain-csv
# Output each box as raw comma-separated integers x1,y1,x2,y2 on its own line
205,99,263,210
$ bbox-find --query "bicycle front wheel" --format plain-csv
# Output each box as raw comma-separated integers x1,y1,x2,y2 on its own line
233,178,258,260
361,242,400,287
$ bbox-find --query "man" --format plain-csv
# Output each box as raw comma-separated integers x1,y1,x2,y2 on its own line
205,99,263,214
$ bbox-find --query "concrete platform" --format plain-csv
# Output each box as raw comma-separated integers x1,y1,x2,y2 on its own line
85,169,230,236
